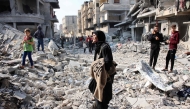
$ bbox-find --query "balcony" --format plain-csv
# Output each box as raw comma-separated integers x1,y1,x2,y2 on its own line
156,5,190,19
82,10,88,17
84,23,88,29
100,3,129,12
88,1,93,9
88,8,93,14
156,6,177,19
88,13,93,20
83,5,88,12
0,13,45,23
50,15,59,23
87,23,94,30
45,0,60,8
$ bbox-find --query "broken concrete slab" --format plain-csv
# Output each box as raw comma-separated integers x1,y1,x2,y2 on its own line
137,61,173,91
13,91,26,100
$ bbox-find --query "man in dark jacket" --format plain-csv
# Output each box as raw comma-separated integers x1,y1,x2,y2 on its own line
162,25,179,73
60,34,65,48
91,31,115,109
148,25,164,70
34,26,45,51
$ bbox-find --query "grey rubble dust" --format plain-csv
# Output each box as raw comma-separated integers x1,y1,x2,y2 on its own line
1,23,190,109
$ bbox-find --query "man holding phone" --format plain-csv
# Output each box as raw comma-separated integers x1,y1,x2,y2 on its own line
148,25,164,70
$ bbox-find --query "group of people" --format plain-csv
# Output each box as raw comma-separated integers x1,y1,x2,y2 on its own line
19,24,180,109
148,24,179,73
83,35,95,54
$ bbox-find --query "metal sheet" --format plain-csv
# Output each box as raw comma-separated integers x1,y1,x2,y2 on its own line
137,61,173,91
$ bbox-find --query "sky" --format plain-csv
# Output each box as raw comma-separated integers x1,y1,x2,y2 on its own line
54,0,86,29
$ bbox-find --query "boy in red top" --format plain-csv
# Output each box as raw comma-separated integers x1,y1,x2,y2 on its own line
162,25,180,73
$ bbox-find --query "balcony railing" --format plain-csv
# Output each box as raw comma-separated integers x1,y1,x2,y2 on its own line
51,15,59,22
88,23,94,29
88,13,93,19
0,13,45,23
156,6,177,18
100,3,129,12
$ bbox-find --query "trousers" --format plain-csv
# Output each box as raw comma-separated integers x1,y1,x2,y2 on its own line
149,49,160,68
22,51,33,66
165,49,176,70
37,38,44,51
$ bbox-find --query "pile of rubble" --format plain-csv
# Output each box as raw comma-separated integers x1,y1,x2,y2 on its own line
1,23,190,109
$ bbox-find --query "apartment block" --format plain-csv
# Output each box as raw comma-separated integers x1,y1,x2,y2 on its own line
0,0,59,38
77,0,130,36
62,16,77,37
99,0,130,35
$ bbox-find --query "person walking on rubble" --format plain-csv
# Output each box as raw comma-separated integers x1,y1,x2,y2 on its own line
34,25,45,52
20,28,34,69
60,34,65,48
162,25,180,73
90,30,116,109
83,41,87,53
148,25,164,70
86,36,92,53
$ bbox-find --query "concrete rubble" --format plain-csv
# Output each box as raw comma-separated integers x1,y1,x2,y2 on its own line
1,23,190,109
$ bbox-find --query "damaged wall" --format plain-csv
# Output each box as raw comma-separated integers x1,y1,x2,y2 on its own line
100,0,107,5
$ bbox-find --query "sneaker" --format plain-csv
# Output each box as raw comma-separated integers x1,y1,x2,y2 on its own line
168,70,173,73
19,66,24,69
162,69,168,71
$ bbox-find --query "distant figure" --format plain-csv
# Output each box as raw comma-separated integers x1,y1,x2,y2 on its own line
91,35,95,51
162,25,180,73
148,25,164,70
83,41,87,53
34,26,45,51
60,35,65,48
86,36,92,53
20,28,34,69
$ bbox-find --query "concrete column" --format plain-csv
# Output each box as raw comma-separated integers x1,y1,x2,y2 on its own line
10,0,16,15
13,22,16,29
37,0,40,14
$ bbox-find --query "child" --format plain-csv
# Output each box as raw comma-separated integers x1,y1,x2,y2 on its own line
83,41,87,53
20,28,34,69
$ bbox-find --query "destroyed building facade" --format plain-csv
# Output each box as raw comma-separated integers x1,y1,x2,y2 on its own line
77,0,130,36
114,0,190,44
0,0,59,38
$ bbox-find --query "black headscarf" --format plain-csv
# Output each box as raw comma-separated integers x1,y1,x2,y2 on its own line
93,31,106,60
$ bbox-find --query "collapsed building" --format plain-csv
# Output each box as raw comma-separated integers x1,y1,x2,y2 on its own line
0,0,60,38
114,0,190,44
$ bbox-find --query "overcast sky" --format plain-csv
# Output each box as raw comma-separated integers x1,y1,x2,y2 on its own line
54,0,86,29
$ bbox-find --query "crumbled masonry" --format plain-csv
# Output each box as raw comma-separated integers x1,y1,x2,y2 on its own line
1,23,190,109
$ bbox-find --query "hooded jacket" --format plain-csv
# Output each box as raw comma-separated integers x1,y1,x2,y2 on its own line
34,26,44,39
169,31,180,50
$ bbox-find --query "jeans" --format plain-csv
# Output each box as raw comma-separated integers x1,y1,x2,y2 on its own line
84,48,86,53
149,49,160,68
38,39,44,51
22,51,33,66
61,40,64,48
165,49,176,71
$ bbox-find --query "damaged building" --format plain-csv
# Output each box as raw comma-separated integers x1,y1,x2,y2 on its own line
77,0,130,36
114,0,190,43
0,0,60,38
